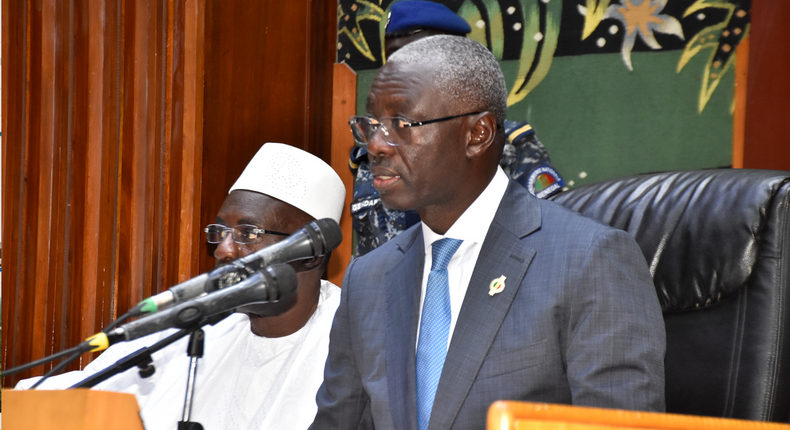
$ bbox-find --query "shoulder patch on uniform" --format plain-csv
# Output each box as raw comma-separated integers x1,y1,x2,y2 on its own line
527,166,565,199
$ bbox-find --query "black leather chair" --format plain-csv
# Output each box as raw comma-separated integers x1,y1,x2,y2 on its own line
552,169,790,422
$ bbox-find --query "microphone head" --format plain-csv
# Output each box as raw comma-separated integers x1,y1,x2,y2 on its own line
264,263,298,300
309,218,343,255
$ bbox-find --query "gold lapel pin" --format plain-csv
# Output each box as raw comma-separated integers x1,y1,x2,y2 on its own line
489,275,506,296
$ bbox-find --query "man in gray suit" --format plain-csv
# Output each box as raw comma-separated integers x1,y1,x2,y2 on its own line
311,36,666,430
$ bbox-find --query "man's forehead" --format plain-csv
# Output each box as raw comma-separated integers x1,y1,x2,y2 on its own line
377,61,435,83
217,190,287,223
367,62,437,112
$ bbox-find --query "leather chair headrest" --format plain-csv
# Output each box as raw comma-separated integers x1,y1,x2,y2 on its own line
552,169,790,312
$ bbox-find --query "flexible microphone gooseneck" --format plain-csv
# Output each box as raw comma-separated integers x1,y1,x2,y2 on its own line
105,263,298,345
136,218,341,315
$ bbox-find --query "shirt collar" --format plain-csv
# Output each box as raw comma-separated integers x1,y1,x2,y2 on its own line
422,166,509,251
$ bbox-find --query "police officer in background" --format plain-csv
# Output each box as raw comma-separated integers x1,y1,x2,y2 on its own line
349,0,565,256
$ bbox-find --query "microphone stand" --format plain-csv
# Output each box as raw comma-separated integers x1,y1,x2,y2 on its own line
70,329,190,388
178,329,205,430
70,312,232,389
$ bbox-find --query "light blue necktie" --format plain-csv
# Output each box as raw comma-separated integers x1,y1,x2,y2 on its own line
416,237,463,430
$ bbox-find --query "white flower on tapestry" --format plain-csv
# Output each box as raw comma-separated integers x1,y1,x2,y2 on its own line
603,0,684,70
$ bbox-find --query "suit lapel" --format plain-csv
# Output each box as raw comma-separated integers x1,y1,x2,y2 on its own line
429,181,541,430
385,227,425,430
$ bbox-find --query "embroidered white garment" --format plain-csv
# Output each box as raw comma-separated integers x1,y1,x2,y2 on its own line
16,280,340,430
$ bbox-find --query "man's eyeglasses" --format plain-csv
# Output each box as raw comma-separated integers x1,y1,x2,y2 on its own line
204,224,290,245
349,111,481,147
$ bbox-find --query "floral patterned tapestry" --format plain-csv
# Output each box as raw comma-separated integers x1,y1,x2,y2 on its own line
338,0,750,187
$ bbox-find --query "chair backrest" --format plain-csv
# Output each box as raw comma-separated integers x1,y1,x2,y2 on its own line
552,169,790,422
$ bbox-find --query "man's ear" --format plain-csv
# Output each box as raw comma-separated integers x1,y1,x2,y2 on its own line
466,112,497,159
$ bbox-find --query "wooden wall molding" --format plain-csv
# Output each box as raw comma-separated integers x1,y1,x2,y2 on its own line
328,63,357,286
1,0,205,385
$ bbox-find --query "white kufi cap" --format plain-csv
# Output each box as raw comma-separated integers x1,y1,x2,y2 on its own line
229,143,345,223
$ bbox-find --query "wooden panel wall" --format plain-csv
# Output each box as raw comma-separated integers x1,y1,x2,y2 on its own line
742,0,790,170
1,0,337,387
1,0,204,386
198,0,335,274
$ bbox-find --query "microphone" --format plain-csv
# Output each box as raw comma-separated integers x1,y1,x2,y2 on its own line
106,264,298,345
237,217,342,272
137,218,342,315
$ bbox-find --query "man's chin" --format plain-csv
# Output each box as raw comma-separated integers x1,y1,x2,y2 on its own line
236,305,275,318
237,299,294,318
379,194,414,212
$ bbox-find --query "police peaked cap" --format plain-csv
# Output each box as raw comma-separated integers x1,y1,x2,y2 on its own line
386,1,472,36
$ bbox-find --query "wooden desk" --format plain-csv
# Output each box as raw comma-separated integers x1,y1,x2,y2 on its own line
488,401,790,430
3,389,144,430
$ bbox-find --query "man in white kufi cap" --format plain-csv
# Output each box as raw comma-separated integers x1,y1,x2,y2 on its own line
17,143,347,430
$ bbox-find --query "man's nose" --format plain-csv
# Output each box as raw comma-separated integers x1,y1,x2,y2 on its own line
213,233,238,263
366,127,397,158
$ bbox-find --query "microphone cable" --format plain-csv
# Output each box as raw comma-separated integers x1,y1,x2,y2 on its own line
5,305,142,386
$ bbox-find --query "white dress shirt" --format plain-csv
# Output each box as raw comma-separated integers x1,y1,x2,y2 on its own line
418,167,509,347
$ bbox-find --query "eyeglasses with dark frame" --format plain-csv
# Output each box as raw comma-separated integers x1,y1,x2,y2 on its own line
204,224,290,245
349,111,482,147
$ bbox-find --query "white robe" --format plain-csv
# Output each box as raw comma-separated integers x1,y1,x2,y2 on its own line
16,280,341,430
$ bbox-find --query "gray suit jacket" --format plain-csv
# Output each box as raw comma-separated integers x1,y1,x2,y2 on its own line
311,180,666,430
